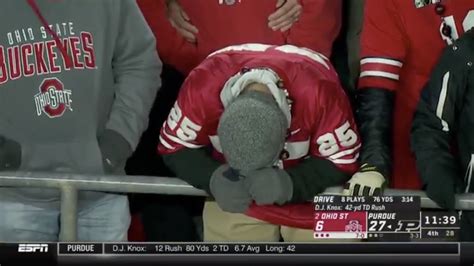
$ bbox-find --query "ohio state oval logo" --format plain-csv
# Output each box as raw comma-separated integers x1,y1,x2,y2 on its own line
34,77,73,118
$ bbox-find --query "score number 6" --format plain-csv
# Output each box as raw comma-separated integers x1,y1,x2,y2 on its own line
315,221,325,232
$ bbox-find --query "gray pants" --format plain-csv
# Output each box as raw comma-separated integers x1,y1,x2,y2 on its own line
0,190,130,241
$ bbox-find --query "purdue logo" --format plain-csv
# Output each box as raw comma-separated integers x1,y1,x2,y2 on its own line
396,220,420,232
34,77,73,118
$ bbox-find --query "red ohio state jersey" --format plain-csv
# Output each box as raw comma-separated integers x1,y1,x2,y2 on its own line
359,0,474,189
159,44,360,229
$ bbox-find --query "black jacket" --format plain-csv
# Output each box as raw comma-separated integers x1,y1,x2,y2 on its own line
411,30,474,193
356,87,394,178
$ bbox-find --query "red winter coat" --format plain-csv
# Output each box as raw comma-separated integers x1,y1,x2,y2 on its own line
137,0,341,74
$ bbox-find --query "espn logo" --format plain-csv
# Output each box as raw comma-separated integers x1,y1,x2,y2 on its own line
18,244,49,253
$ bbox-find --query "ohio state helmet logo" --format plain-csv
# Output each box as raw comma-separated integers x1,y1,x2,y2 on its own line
34,77,73,118
345,220,362,232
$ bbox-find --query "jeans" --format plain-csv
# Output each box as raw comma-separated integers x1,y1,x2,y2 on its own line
0,190,130,241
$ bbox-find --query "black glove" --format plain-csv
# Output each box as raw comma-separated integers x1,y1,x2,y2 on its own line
0,136,21,170
98,129,132,174
210,165,252,213
242,167,293,206
425,175,464,210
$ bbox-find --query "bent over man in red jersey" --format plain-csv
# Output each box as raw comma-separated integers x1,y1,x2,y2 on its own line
158,44,360,241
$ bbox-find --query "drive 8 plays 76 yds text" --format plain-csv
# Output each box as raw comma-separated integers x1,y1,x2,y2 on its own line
313,195,460,241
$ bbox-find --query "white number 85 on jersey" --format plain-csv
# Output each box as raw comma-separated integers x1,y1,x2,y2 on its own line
316,121,360,164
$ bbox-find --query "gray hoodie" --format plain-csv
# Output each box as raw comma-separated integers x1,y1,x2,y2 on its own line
0,0,161,199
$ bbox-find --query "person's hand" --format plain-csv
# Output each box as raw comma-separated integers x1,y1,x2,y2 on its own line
210,165,252,213
166,0,199,43
98,130,132,174
0,136,21,170
342,164,385,196
243,167,293,205
268,0,302,32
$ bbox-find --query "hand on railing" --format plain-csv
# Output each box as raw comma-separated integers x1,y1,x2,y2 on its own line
0,136,21,170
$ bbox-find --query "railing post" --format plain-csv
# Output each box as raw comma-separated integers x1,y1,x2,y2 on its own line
59,184,78,242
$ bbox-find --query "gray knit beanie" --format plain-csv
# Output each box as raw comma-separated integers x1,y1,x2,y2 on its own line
218,90,288,171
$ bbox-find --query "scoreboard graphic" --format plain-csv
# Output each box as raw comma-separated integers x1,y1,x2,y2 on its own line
0,195,466,265
313,196,460,241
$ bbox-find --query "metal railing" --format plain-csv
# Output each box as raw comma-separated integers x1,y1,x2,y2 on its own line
0,171,473,241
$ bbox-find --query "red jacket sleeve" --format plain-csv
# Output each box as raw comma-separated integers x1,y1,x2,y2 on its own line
286,0,342,57
358,0,408,91
310,80,360,174
137,0,199,74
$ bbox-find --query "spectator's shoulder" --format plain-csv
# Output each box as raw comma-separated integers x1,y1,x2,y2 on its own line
456,29,474,53
438,30,474,68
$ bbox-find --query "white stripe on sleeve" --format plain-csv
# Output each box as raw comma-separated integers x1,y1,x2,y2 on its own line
159,135,175,150
162,129,204,149
360,58,403,67
330,153,360,164
436,72,450,132
329,144,362,160
360,71,399,80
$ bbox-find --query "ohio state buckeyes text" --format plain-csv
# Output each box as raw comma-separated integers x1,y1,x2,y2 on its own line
0,22,96,85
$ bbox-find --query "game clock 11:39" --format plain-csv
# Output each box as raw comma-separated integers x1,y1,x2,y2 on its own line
422,213,458,227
